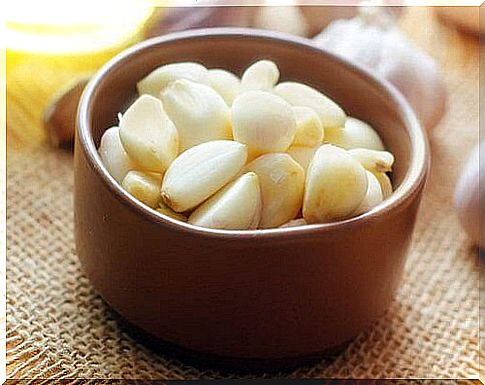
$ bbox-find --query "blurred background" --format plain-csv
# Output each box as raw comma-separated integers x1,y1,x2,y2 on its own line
5,1,483,380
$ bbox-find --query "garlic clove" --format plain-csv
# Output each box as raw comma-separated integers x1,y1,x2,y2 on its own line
348,148,394,173
454,143,483,247
189,172,262,230
325,117,385,151
157,201,188,222
303,144,368,223
253,1,309,37
160,79,232,152
98,126,137,183
353,170,384,215
292,106,324,147
208,68,241,106
279,218,307,228
161,140,248,212
243,153,304,229
372,171,393,199
274,81,346,129
137,62,208,97
231,90,297,159
122,171,163,209
287,144,318,173
119,95,179,173
240,60,280,93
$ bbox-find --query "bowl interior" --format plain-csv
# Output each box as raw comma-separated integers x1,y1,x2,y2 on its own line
84,30,416,192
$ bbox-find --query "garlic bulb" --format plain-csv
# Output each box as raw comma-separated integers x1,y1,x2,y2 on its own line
314,6,446,130
454,143,483,248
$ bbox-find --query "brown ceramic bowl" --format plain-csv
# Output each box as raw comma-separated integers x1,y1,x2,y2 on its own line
75,28,428,363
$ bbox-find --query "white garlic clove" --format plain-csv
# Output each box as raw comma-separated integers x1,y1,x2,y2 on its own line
303,144,368,223
454,143,483,247
240,60,280,93
253,1,309,37
98,126,136,183
231,90,297,159
274,81,346,129
353,170,384,215
157,201,188,222
160,79,232,152
348,148,394,173
325,117,385,151
372,171,393,199
279,218,307,228
292,106,324,147
243,153,304,229
287,144,318,173
189,172,262,230
119,95,179,173
122,171,163,209
137,62,208,97
161,140,248,212
208,69,241,106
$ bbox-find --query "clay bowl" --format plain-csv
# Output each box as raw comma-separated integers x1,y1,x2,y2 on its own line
75,28,428,365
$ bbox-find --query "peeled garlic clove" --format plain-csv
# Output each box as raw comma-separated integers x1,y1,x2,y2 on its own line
353,170,384,215
208,69,240,106
279,218,307,228
274,81,346,129
240,60,279,92
162,140,248,212
137,62,208,97
292,106,324,147
303,144,368,223
373,171,393,199
325,117,384,151
122,171,163,208
189,172,262,230
232,91,297,158
161,79,232,152
119,95,179,173
287,144,318,173
244,153,304,228
98,126,136,183
348,148,394,173
157,201,188,222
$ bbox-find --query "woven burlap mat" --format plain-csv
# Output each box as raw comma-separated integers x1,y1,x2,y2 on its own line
5,8,482,380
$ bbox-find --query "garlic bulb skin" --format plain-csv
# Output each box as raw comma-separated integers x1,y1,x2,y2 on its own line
454,143,483,248
314,7,446,130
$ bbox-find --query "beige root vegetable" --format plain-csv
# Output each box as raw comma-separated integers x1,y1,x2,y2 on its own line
160,79,232,152
348,148,394,173
353,170,384,215
287,144,318,173
274,81,345,129
292,106,324,147
208,69,241,106
189,172,262,230
325,117,384,151
98,126,136,183
161,140,247,212
240,60,280,93
303,144,368,223
231,90,297,158
122,171,163,209
244,153,304,228
119,95,178,173
137,62,208,97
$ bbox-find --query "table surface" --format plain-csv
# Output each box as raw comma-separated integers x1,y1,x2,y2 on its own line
6,6,482,380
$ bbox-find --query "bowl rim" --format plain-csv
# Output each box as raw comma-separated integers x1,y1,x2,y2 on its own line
77,27,429,240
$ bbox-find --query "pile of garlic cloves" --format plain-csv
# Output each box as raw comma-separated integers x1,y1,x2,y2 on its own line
99,60,395,230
